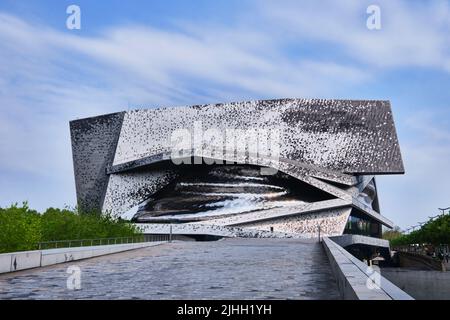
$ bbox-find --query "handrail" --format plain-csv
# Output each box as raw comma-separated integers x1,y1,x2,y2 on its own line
322,237,414,300
393,243,450,261
37,234,171,250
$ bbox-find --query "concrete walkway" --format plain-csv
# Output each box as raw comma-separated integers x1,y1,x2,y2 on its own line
0,238,340,300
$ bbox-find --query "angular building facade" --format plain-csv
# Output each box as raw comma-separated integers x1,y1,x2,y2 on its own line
70,99,404,240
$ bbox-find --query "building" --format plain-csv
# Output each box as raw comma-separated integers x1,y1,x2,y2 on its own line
70,98,404,248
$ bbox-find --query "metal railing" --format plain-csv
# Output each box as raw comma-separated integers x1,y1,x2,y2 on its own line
37,234,173,250
393,244,450,261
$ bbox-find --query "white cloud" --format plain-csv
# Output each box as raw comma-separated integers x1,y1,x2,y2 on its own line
259,0,450,70
405,110,450,143
0,1,449,228
376,107,450,228
0,10,369,210
378,143,450,229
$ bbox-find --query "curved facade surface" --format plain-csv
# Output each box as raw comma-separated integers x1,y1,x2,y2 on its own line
70,98,404,238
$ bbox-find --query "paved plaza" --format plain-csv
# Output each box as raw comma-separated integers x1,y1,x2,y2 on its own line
0,238,340,300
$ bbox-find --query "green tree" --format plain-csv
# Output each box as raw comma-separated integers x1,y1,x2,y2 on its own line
0,202,42,252
383,226,403,241
391,215,450,246
0,203,142,253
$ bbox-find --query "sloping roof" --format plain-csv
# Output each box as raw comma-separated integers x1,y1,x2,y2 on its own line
110,98,404,174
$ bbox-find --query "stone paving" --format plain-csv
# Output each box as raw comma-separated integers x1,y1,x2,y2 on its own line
0,238,340,299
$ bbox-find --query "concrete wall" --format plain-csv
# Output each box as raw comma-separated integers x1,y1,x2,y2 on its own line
0,254,12,273
395,251,444,271
322,237,413,300
330,234,390,249
0,242,164,274
381,268,450,300
8,251,42,272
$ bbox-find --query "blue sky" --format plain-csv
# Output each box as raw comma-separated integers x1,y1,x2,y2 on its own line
0,0,449,229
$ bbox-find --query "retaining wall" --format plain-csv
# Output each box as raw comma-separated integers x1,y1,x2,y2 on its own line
322,237,413,300
0,242,164,274
381,268,450,300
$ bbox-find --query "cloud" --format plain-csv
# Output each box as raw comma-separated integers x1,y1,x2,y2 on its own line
376,107,450,228
0,1,449,228
0,9,370,210
377,143,450,229
259,0,450,71
405,110,450,143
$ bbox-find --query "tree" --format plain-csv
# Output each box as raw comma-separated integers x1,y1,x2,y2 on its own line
382,226,402,241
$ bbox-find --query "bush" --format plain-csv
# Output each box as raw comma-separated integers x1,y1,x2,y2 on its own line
0,202,42,253
0,203,141,253
390,214,450,246
382,226,402,242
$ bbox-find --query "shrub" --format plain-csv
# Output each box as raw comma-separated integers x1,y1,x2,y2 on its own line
382,226,402,242
0,203,141,253
0,202,42,252
390,214,450,246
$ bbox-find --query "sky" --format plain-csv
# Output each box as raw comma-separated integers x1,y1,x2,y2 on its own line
0,0,449,229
